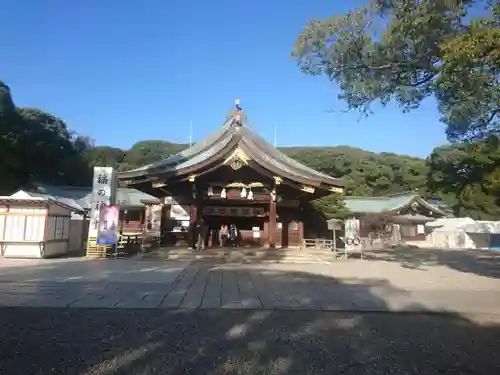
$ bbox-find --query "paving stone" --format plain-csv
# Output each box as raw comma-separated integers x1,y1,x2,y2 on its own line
114,291,168,308
158,268,198,308
236,271,262,309
69,294,120,308
201,270,222,308
248,272,280,309
220,271,240,308
180,268,210,308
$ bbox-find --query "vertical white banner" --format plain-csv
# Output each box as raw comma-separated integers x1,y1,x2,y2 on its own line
344,218,361,251
88,166,117,238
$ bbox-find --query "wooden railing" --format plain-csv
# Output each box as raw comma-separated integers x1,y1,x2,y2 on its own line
301,238,334,249
301,238,364,260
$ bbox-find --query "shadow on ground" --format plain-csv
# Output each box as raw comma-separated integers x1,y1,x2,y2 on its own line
364,247,500,279
0,262,499,374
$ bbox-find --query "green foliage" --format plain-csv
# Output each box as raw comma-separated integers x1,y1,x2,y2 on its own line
427,136,500,219
311,193,351,220
284,146,427,196
292,0,500,141
0,84,93,194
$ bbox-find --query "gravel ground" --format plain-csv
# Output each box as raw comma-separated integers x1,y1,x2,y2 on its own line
1,308,499,375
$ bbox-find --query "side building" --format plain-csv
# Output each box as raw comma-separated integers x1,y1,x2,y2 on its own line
25,183,160,235
344,193,450,241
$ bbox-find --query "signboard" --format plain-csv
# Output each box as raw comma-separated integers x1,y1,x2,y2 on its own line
202,206,266,217
97,204,119,245
88,166,117,238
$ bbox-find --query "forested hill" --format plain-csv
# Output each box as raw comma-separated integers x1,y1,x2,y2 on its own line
1,80,499,219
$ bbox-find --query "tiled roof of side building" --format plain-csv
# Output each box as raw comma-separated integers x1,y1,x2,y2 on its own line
31,183,159,210
344,194,449,216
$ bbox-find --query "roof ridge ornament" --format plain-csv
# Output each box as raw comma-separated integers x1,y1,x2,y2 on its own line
229,98,244,127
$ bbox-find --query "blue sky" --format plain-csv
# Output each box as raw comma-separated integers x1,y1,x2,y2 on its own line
2,0,448,158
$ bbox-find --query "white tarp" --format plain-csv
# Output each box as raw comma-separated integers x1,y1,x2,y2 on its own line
463,221,500,234
425,217,475,231
424,217,500,249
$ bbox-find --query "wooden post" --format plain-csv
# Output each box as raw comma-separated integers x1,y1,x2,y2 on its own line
268,197,277,249
190,202,198,224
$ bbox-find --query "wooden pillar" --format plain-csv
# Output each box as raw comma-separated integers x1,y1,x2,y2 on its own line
188,178,199,248
190,202,199,224
189,178,199,224
281,213,289,248
298,221,304,246
268,199,276,248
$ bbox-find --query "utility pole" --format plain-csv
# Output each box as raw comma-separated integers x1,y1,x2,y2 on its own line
273,124,277,147
189,120,193,147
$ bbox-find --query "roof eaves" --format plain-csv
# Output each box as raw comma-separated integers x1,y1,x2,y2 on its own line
118,117,236,178
242,127,343,184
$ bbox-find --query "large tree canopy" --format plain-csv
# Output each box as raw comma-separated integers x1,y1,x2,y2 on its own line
292,0,500,141
427,136,500,219
0,82,93,193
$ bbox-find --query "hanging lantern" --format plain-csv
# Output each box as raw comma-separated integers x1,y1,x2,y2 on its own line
270,188,276,202
207,186,214,197
240,187,247,198
221,188,227,199
247,188,254,200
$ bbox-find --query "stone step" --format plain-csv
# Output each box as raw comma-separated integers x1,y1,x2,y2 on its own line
149,248,336,257
139,248,340,264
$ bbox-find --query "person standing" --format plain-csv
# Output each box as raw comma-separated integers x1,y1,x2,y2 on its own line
229,223,239,248
196,218,208,252
219,224,228,247
187,221,196,250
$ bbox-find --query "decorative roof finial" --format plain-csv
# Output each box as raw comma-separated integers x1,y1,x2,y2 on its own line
235,98,242,111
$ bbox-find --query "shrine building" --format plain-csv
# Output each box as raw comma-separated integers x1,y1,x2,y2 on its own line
118,101,345,248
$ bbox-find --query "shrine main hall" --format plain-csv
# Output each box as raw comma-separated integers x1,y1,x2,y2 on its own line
118,102,345,248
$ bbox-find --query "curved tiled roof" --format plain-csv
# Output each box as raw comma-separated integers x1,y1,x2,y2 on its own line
344,194,449,216
30,183,160,210
123,117,235,174
118,110,344,188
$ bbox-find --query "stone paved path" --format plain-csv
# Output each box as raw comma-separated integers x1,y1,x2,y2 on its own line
0,259,499,313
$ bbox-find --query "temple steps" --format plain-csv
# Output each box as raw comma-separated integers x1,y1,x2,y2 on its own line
138,247,340,264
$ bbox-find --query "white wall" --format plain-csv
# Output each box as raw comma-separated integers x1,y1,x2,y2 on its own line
1,206,46,242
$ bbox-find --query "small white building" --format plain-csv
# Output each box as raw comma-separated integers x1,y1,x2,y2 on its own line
0,191,82,258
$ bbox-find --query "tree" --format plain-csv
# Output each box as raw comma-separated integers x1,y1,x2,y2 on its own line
311,193,351,220
0,81,93,193
292,0,500,141
0,81,22,192
427,136,500,218
359,213,394,240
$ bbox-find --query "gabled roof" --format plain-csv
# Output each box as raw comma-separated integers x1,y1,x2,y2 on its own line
118,107,344,190
1,190,84,212
344,193,450,217
28,183,160,211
